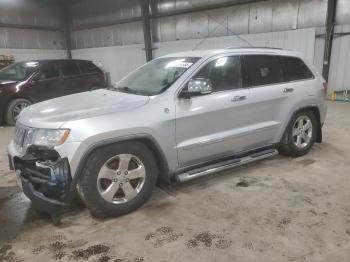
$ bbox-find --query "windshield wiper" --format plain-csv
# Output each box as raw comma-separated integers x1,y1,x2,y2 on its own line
114,86,149,96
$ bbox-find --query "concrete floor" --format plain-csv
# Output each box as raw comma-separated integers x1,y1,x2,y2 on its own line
0,101,350,262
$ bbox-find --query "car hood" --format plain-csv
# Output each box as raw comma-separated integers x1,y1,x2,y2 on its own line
18,89,150,128
0,79,19,86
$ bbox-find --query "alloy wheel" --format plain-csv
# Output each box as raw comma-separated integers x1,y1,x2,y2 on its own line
97,154,146,204
292,115,313,149
12,102,30,121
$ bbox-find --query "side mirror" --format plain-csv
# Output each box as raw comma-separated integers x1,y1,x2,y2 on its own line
187,78,213,96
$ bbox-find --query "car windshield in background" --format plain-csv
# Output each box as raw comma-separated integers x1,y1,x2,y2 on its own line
114,57,200,96
0,61,39,81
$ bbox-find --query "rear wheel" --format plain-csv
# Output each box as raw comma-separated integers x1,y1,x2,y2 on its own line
278,110,317,157
78,141,158,218
5,98,32,125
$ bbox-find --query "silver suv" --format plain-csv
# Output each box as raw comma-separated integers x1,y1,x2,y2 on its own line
8,48,327,220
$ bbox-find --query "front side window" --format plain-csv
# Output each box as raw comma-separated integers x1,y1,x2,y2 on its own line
279,56,314,81
115,57,200,96
193,56,242,92
62,61,80,77
0,61,39,81
244,55,283,87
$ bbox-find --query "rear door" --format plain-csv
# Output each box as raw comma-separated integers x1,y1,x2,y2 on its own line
175,55,252,167
242,54,301,146
78,60,106,90
61,61,86,95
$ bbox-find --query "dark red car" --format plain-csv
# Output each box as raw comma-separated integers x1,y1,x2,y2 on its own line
0,59,107,125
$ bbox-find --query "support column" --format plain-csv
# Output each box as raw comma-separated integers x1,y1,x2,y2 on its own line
322,0,337,81
62,0,72,59
142,0,153,62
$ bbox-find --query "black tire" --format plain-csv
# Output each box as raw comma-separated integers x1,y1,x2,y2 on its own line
77,141,158,218
278,109,318,158
5,98,32,125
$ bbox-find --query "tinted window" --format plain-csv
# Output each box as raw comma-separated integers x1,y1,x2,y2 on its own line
194,56,242,92
79,61,101,74
62,61,80,76
244,55,283,87
280,56,314,81
116,57,200,96
40,63,60,80
0,61,39,81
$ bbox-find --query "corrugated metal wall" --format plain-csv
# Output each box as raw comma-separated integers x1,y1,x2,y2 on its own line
0,28,65,49
0,0,66,60
328,25,350,92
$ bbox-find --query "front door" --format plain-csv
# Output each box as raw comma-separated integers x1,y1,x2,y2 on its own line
30,61,63,101
175,55,252,168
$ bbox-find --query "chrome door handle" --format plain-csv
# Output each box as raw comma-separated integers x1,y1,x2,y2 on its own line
231,95,247,102
283,87,294,93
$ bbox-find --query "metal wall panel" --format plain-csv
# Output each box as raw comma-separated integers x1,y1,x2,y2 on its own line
328,25,350,92
248,0,273,33
271,0,298,31
0,48,67,61
69,0,141,29
0,0,63,28
297,0,327,28
71,22,144,49
0,28,66,49
335,0,350,25
151,0,330,43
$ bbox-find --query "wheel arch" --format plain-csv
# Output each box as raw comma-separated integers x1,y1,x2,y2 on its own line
71,135,171,191
287,106,322,143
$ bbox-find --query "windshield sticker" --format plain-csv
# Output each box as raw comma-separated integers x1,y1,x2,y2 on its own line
166,59,193,68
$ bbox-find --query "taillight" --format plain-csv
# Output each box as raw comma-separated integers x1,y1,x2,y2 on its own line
323,81,328,95
102,71,107,84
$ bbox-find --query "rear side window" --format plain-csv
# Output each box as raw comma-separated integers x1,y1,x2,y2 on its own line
194,56,242,92
62,61,80,76
279,56,314,81
243,55,283,87
40,62,60,80
79,61,101,74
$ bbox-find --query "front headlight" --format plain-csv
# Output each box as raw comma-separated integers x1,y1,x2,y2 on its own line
32,129,70,148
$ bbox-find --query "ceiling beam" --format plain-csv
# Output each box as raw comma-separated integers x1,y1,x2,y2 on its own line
0,22,63,31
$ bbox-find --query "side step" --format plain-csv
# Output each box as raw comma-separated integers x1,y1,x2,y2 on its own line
175,149,279,183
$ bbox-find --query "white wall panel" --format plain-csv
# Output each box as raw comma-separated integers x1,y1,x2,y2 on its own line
154,28,316,63
0,48,67,62
328,25,350,92
71,44,146,84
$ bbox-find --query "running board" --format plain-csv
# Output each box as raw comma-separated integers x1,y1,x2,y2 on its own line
175,149,279,183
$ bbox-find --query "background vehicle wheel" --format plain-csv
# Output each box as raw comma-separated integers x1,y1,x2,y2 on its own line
5,98,32,125
278,110,318,158
78,141,158,218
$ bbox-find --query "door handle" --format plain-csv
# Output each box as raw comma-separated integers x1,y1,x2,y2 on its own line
283,87,294,93
231,95,247,102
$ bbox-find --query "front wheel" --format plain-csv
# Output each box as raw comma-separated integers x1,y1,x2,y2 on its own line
5,98,32,125
78,141,158,218
278,110,317,157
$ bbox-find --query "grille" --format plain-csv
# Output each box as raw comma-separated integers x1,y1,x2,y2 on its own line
13,123,35,154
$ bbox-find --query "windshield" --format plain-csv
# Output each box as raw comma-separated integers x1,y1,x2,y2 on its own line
114,57,200,96
0,61,40,81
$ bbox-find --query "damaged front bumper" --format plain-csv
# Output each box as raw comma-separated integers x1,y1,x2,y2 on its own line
8,146,75,218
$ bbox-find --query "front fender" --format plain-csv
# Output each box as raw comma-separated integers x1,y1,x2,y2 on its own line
69,134,171,190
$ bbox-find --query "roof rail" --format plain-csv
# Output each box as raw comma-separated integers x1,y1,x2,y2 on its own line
225,46,283,50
